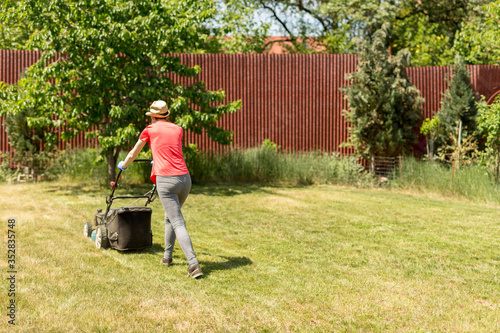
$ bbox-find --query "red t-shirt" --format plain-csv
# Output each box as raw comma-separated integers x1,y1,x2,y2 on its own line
139,121,189,183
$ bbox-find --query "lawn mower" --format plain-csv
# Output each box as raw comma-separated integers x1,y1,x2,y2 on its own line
83,158,157,251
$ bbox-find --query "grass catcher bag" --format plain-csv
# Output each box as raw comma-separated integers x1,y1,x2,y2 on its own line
106,206,153,251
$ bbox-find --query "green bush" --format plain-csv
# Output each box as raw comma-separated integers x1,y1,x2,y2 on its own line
0,153,18,182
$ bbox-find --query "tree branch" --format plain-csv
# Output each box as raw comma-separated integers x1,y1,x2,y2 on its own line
295,0,331,32
259,1,296,39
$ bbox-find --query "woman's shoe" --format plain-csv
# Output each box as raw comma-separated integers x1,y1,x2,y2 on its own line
161,258,172,266
187,264,203,278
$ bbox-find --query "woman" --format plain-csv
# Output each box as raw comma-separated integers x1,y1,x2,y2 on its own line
117,100,202,278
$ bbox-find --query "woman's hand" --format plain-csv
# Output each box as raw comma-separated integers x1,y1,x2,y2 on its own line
117,161,127,171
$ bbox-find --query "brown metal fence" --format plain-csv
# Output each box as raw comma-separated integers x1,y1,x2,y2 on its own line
2,50,500,159
178,54,357,154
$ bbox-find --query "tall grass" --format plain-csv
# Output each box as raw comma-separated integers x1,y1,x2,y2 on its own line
395,157,500,204
0,153,18,182
41,147,373,186
47,148,109,184
184,147,374,186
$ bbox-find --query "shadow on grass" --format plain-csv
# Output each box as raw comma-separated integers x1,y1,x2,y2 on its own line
199,256,253,277
190,184,280,197
148,243,166,254
114,243,165,255
115,248,252,277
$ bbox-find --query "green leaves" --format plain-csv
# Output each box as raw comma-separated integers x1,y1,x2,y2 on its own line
453,1,500,65
465,97,500,180
477,96,500,150
420,117,440,136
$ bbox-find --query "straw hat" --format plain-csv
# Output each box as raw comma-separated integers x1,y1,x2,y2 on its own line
146,100,170,118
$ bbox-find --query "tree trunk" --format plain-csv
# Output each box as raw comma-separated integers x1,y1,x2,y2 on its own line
106,148,120,181
369,155,375,174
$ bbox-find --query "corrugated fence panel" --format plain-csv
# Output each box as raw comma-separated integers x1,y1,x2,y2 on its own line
469,65,500,103
177,54,359,153
2,50,500,158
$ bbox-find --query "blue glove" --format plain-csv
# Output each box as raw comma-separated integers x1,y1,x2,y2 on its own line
117,161,127,171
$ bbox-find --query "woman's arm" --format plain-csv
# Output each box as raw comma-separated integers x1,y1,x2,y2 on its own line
120,139,147,169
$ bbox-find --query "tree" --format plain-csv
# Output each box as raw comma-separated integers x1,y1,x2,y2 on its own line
0,0,241,180
436,55,478,146
477,96,500,182
341,23,423,172
436,126,479,169
454,1,500,65
0,0,272,54
234,0,395,54
2,0,491,62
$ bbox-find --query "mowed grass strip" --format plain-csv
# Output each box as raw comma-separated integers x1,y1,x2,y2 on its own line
0,182,499,332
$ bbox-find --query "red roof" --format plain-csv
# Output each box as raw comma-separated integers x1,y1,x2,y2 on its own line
264,37,326,54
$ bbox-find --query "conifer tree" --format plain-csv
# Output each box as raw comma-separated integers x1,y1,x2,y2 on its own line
436,55,478,144
341,23,423,172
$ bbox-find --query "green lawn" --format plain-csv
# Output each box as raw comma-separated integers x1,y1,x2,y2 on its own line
1,182,499,332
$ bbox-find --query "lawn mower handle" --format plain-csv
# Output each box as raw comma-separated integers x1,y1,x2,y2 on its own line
103,158,156,220
133,158,153,162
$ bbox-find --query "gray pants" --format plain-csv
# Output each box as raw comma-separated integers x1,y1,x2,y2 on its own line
156,174,198,267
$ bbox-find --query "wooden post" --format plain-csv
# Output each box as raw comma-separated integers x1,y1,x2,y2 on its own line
450,160,455,188
457,121,462,170
399,156,402,182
